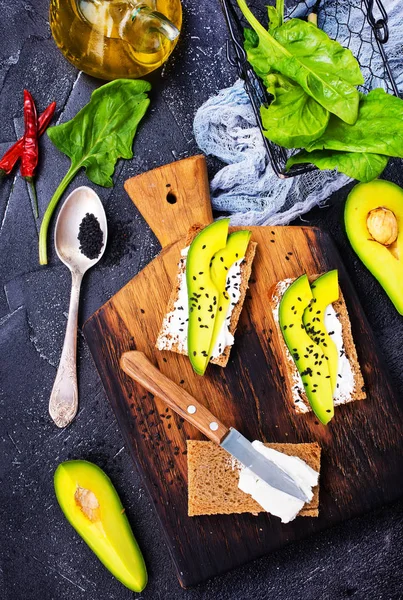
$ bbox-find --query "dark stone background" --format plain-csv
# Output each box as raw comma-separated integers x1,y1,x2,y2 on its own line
0,1,402,599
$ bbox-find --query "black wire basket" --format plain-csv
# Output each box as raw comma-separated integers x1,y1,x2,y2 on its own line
219,0,400,178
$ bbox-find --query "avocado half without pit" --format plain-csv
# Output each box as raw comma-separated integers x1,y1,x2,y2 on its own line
54,460,147,592
345,180,403,314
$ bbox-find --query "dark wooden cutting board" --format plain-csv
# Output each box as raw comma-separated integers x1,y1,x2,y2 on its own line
83,156,403,588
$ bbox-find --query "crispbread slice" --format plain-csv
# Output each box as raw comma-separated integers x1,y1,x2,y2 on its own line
156,224,257,367
187,441,321,517
270,275,366,414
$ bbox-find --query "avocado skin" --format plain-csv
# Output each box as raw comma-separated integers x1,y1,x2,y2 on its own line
345,180,403,315
186,219,230,375
303,270,339,394
279,274,334,425
209,230,251,356
54,460,147,592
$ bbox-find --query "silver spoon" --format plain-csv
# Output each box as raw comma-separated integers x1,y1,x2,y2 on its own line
49,186,107,428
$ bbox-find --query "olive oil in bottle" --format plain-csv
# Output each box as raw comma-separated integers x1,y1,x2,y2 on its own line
49,0,182,80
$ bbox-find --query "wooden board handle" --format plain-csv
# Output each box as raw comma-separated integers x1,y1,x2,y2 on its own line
120,351,229,445
124,155,213,248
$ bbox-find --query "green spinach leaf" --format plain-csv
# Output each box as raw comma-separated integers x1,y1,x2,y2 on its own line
237,0,362,124
260,73,329,148
305,88,403,157
244,28,271,80
245,25,329,148
267,0,284,31
39,79,151,265
287,149,389,182
273,19,363,88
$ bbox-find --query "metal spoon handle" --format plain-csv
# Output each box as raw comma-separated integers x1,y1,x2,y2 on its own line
49,270,83,428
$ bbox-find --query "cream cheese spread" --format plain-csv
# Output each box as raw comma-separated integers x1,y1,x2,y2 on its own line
272,279,355,410
324,304,355,403
237,441,319,523
156,246,244,359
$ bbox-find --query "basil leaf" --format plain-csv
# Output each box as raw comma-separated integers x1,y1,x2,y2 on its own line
237,0,362,124
39,79,151,264
306,88,403,157
260,73,329,148
286,149,389,182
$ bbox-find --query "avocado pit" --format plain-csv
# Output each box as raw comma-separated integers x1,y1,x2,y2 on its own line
75,485,100,522
366,207,398,246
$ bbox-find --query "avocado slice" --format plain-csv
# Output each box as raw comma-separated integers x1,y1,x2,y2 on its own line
208,230,252,356
187,219,230,375
303,270,339,394
345,180,403,314
279,274,334,424
54,460,147,592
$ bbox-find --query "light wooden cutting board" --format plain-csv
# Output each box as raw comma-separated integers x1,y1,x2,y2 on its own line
83,155,403,587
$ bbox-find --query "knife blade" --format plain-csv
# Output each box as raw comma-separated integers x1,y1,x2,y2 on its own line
221,428,309,502
120,351,310,503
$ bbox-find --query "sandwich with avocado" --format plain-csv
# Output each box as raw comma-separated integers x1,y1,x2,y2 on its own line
156,220,257,375
270,271,366,424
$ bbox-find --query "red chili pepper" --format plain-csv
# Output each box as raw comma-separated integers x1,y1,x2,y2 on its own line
21,90,39,218
0,100,56,177
0,143,22,178
35,101,57,137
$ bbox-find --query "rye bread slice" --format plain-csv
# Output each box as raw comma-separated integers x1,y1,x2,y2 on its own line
187,440,321,517
156,224,257,367
270,275,366,414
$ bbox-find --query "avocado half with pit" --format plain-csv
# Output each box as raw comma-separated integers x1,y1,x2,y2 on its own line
54,460,147,592
279,274,334,424
345,180,403,314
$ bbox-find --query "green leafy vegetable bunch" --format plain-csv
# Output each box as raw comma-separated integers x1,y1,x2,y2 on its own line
238,0,403,182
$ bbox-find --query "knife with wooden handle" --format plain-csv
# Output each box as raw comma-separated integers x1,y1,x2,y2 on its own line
120,351,310,502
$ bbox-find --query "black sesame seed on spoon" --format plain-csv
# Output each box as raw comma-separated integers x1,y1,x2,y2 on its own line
78,213,104,259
